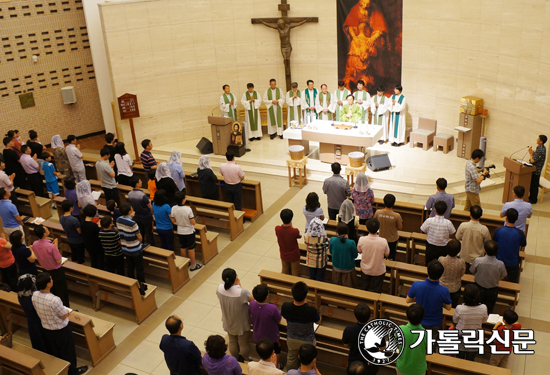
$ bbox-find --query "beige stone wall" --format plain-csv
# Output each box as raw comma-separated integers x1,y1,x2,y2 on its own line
0,0,105,144
100,0,550,162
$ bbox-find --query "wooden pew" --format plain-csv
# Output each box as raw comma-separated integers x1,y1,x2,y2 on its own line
186,196,244,240
0,290,116,367
62,261,157,324
0,342,70,375
259,269,379,324
15,188,52,220
427,353,511,375
184,172,264,222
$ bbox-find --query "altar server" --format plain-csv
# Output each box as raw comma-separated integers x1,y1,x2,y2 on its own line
315,84,335,121
286,82,302,125
220,85,237,120
370,86,390,144
334,80,351,121
263,79,286,139
353,80,371,122
301,80,318,123
339,95,362,123
241,83,262,141
389,85,407,146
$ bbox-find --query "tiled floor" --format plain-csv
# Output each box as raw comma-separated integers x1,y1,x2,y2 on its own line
24,133,550,375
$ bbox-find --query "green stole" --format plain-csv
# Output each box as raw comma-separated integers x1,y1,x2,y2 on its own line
245,91,259,131
354,90,368,120
267,88,283,128
223,93,236,120
287,90,302,124
305,88,318,115
391,94,405,138
335,88,350,119
372,94,386,125
317,92,332,120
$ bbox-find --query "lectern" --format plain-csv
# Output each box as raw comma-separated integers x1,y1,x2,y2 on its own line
209,116,233,155
503,157,535,203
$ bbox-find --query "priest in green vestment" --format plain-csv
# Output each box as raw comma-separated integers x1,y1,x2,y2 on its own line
339,94,362,123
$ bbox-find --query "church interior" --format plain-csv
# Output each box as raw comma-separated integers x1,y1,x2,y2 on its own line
1,0,550,374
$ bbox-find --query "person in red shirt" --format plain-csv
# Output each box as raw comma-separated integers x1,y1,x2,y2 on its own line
275,209,302,276
0,232,17,291
489,310,521,368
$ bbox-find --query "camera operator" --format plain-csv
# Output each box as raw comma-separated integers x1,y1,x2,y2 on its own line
464,149,489,211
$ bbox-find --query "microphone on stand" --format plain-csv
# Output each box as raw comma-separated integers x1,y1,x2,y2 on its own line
509,146,529,160
211,105,222,116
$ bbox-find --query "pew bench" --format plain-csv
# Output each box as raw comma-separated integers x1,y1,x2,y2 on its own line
0,290,116,367
15,188,52,220
186,196,244,240
0,342,70,375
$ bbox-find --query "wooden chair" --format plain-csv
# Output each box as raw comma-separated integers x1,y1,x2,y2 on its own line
539,161,550,203
410,117,437,150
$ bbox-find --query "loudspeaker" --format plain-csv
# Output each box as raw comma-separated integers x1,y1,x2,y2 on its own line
61,86,76,104
196,137,213,154
367,154,391,171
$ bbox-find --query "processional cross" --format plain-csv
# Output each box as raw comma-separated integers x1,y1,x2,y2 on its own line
252,0,318,91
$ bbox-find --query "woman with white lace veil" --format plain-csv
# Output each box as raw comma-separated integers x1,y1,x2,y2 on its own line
156,162,178,205
76,180,97,209
167,151,185,192
197,155,219,200
352,172,375,225
338,198,358,244
50,135,72,178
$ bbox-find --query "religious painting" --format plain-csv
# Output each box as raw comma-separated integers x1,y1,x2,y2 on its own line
337,0,403,95
230,121,243,146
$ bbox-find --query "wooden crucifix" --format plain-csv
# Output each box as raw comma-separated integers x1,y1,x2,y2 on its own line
252,0,318,91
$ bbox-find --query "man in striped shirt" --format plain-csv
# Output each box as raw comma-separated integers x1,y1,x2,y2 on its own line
420,201,456,266
99,215,125,276
116,202,147,294
140,139,157,181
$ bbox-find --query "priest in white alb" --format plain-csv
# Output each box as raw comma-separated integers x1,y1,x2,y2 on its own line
263,78,285,139
353,80,371,123
315,84,335,121
389,85,407,147
333,80,351,121
301,79,318,124
370,85,390,144
241,83,262,141
220,84,237,120
286,82,302,126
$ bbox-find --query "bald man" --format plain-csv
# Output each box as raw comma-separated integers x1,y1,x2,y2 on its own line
159,315,202,375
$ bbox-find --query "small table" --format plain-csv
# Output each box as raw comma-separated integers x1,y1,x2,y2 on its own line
345,164,367,188
287,157,308,188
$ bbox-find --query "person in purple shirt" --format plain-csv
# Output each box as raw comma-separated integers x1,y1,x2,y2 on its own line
63,178,80,218
159,315,201,375
20,145,45,198
287,344,321,375
249,284,282,365
425,178,455,219
494,208,526,283
202,334,242,375
499,186,532,233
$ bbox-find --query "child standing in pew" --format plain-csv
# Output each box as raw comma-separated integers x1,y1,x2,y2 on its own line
396,304,427,375
81,205,105,270
275,208,302,277
373,194,402,261
171,190,202,271
147,170,157,201
63,178,80,218
489,310,521,368
41,152,61,209
249,284,283,367
59,199,85,264
99,215,125,276
106,199,121,222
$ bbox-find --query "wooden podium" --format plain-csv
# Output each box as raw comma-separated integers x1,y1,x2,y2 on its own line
503,157,535,203
209,116,233,155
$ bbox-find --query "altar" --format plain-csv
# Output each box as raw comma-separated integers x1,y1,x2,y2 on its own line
282,120,383,165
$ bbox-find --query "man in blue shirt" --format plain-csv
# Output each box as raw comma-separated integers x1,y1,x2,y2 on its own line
494,208,526,283
159,315,202,375
406,260,452,332
500,186,532,233
425,178,455,219
0,188,25,244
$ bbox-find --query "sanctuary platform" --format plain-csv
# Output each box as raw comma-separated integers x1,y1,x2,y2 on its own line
153,135,506,197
